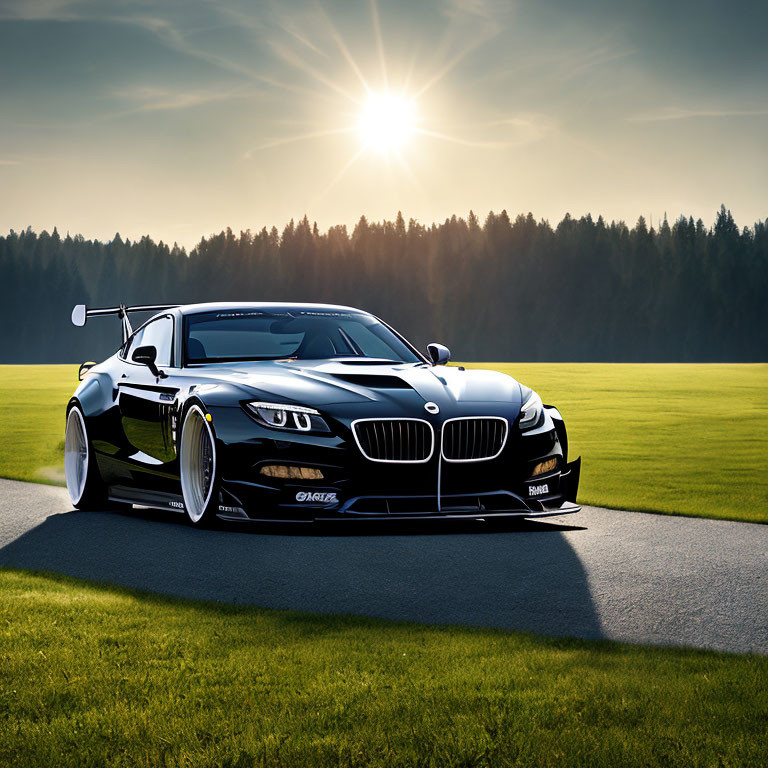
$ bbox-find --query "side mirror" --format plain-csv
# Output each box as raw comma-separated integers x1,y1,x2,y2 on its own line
71,304,87,327
427,343,451,366
78,361,97,381
132,345,163,378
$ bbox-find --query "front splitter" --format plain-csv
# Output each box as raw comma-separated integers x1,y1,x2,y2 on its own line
216,500,581,523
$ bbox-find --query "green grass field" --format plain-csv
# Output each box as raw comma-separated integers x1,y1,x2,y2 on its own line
465,363,768,523
0,363,766,522
0,365,74,486
1,569,766,768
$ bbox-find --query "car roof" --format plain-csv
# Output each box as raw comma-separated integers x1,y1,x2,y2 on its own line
174,302,370,317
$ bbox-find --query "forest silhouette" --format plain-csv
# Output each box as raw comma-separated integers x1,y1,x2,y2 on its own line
1,205,765,363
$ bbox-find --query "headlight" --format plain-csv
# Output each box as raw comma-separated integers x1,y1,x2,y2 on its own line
519,389,543,430
246,401,330,433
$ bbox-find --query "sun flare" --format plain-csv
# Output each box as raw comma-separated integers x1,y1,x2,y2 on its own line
357,92,418,153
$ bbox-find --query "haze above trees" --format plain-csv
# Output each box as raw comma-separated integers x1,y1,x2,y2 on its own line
1,206,765,363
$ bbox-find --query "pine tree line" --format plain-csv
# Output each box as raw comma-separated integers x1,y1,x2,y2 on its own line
0,205,765,363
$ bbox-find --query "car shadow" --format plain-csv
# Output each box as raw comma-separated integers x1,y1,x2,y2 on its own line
0,503,603,641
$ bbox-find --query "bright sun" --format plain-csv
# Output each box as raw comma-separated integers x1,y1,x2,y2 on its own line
357,92,418,153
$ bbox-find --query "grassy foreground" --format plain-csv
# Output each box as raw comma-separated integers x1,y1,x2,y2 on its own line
1,569,766,768
0,363,766,522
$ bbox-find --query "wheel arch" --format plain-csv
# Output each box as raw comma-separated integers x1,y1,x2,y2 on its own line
177,394,224,443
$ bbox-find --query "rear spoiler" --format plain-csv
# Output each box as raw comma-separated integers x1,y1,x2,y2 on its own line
71,303,180,344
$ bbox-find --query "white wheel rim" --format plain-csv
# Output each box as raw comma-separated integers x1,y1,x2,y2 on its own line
180,405,216,523
65,408,89,505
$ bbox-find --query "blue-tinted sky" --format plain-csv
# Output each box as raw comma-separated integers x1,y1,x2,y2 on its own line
0,0,766,246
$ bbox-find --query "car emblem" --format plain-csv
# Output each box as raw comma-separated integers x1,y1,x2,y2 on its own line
424,401,440,414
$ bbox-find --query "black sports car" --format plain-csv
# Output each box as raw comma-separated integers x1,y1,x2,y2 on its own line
65,302,580,526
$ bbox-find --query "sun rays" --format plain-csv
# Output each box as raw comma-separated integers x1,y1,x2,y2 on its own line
245,0,502,200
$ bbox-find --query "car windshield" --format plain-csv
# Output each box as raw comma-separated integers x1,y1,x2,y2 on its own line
184,309,422,364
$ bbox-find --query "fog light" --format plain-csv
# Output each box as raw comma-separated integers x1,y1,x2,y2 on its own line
532,458,558,476
259,464,325,480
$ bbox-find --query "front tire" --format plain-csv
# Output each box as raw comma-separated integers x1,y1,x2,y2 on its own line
180,404,219,527
65,405,108,509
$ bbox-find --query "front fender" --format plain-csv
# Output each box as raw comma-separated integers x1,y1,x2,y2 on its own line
70,372,113,419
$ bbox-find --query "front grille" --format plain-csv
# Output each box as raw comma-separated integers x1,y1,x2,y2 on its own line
441,417,508,462
352,419,434,462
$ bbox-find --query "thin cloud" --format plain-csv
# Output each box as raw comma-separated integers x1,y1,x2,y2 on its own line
244,126,355,156
442,0,508,26
115,13,262,82
415,128,512,149
564,44,636,79
478,39,634,88
113,85,252,113
0,0,80,21
629,107,768,122
485,114,557,144
0,3,262,84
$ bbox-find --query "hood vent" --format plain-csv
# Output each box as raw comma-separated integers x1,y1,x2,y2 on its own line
332,374,414,390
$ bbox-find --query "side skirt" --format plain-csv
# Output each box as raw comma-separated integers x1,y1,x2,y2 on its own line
108,484,186,514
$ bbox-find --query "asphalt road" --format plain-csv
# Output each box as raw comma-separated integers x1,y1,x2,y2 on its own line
0,478,765,654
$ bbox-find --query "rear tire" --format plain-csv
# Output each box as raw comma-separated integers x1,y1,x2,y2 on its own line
179,404,219,527
65,405,109,510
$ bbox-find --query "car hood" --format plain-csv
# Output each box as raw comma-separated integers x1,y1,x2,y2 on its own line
190,359,523,420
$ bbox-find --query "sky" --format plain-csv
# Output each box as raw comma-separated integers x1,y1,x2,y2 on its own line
0,0,766,247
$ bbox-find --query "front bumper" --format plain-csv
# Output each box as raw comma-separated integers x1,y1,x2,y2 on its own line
211,403,581,522
217,450,582,523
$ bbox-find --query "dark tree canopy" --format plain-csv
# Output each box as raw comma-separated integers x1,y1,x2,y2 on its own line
1,205,766,363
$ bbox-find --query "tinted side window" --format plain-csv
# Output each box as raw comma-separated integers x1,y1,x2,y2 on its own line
126,316,174,367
